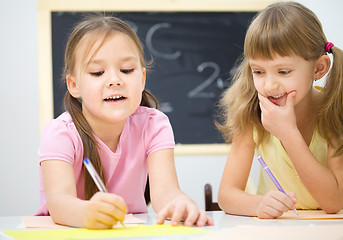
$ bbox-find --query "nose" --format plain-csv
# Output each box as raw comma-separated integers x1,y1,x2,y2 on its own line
107,72,122,87
264,74,279,92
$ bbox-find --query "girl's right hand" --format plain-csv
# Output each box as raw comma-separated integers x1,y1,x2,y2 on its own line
256,190,296,219
85,192,128,229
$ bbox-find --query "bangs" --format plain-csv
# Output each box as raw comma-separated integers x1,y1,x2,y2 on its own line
244,14,298,60
244,2,321,61
244,25,296,60
79,30,112,71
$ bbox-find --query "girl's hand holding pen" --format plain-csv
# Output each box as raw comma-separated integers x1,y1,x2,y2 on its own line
256,190,297,219
85,192,128,229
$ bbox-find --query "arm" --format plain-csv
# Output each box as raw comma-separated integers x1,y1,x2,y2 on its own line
218,125,259,216
218,125,296,218
147,148,213,227
259,92,343,213
41,160,127,228
281,133,343,213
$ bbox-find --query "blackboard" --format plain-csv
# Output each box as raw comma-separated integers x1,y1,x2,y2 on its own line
51,11,256,145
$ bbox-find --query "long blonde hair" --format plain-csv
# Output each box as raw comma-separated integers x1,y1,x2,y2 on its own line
63,15,158,200
218,2,343,156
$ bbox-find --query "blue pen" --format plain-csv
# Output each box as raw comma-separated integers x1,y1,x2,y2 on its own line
257,156,299,215
83,158,108,192
83,158,125,226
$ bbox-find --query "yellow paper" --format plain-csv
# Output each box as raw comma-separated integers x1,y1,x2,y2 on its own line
21,214,145,228
2,224,210,240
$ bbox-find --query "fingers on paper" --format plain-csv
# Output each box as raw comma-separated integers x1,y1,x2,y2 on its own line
181,205,198,226
101,194,128,222
86,202,118,229
156,206,172,225
287,192,297,204
89,192,128,225
169,203,187,226
156,203,213,227
193,210,214,227
258,191,295,218
94,211,119,228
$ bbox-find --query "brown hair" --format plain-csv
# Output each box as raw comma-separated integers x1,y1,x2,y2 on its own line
218,2,343,156
62,14,158,200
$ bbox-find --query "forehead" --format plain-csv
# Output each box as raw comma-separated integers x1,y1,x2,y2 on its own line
75,32,139,66
249,54,305,66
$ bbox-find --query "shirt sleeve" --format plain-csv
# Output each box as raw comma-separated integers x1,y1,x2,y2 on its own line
144,109,175,156
38,117,81,165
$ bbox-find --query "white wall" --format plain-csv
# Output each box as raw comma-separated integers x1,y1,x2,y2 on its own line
0,0,39,216
1,0,342,216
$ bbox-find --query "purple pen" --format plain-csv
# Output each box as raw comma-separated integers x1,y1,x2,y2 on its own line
257,156,298,215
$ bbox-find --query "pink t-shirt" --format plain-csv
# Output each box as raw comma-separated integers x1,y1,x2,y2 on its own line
35,106,175,216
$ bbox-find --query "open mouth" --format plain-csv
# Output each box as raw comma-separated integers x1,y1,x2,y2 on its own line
104,96,126,102
267,93,287,105
268,93,286,101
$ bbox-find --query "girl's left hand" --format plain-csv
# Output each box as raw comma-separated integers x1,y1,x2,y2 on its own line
258,91,297,141
156,195,214,227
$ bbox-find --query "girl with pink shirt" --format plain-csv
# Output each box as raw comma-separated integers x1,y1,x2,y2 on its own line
36,15,213,229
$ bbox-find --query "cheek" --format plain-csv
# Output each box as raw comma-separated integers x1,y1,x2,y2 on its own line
253,78,263,93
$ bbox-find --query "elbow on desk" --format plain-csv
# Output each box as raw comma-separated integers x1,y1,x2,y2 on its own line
321,204,343,214
217,191,234,214
320,198,343,214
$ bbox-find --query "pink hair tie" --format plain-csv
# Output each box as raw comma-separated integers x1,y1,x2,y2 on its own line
325,42,334,53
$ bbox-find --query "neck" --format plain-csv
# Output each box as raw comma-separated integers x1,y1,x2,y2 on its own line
294,87,320,145
90,120,126,153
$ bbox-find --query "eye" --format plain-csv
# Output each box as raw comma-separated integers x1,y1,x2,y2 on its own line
90,71,104,77
252,70,264,75
121,69,134,74
279,70,291,75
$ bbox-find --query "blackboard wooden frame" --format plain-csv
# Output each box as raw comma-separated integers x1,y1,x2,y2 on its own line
37,0,275,155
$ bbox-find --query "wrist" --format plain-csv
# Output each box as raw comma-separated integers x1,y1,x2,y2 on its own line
278,128,301,145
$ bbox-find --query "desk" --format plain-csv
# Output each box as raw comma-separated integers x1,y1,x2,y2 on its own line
1,211,343,240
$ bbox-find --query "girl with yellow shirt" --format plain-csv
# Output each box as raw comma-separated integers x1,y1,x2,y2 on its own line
217,2,343,219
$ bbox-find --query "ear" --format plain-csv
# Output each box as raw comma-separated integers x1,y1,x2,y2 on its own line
66,74,81,98
141,67,146,90
314,55,331,80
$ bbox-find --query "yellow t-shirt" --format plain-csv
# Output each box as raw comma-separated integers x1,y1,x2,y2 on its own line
254,128,327,209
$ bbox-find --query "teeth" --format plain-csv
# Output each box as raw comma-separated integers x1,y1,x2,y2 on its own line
106,96,123,100
272,93,285,99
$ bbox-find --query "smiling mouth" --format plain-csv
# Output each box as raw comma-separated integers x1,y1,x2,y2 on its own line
268,93,286,100
104,96,126,102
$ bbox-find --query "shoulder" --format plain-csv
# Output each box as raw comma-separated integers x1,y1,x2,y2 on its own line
130,107,174,154
39,112,82,162
133,106,168,118
40,112,80,145
130,106,171,124
42,112,76,135
129,106,174,138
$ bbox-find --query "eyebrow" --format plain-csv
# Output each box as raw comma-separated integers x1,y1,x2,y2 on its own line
249,62,293,68
85,56,138,66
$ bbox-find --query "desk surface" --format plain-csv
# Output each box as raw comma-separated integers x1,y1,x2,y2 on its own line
1,211,343,240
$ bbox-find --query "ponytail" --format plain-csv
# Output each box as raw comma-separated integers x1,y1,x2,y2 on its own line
141,89,159,109
318,46,343,156
64,92,105,200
